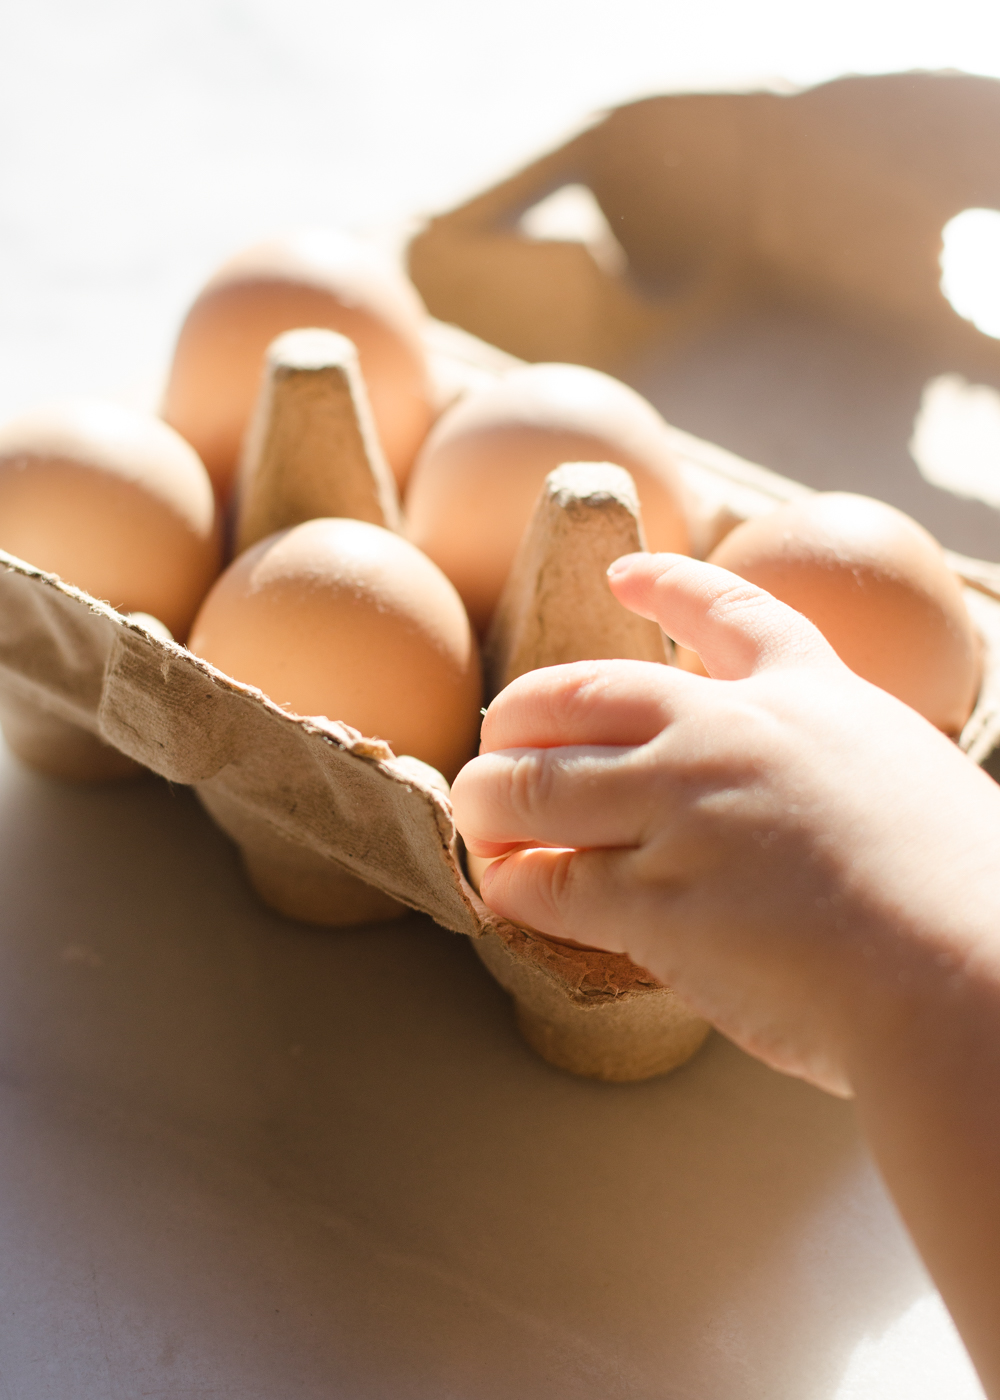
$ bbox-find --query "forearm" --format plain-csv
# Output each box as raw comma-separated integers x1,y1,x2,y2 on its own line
847,933,1000,1397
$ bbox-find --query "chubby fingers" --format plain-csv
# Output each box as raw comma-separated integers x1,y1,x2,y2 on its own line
452,743,652,856
607,553,835,679
480,657,702,754
477,845,661,960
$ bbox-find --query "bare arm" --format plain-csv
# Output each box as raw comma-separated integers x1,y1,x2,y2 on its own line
452,553,1000,1395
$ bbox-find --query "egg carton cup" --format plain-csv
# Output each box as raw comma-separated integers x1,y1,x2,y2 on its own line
3,314,1000,1083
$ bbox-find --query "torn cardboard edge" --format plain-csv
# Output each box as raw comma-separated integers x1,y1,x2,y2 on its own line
0,538,674,1031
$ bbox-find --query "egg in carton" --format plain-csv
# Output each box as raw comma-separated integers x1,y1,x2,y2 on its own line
3,318,1000,1084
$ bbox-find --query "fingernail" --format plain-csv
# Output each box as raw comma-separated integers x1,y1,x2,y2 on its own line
607,554,637,578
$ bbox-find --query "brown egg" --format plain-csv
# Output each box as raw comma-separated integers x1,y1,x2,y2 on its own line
162,229,434,501
690,492,981,735
403,362,692,633
0,399,221,640
188,517,482,781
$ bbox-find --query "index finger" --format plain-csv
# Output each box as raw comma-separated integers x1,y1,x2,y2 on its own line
480,658,705,754
607,553,836,679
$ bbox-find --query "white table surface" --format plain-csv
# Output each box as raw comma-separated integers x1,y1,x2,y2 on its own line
0,2,996,1394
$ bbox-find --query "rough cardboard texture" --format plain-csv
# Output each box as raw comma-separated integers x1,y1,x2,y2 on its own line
199,784,408,926
235,328,401,553
474,932,712,1082
100,622,479,931
0,557,477,933
461,875,687,1076
0,557,119,731
485,461,668,698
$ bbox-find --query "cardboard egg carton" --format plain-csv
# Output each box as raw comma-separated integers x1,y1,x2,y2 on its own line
7,69,1000,1081
3,307,1000,1084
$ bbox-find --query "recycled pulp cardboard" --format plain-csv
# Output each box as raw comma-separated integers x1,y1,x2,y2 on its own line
2,306,1000,1081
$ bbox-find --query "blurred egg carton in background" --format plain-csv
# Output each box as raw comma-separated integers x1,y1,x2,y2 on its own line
410,70,1000,564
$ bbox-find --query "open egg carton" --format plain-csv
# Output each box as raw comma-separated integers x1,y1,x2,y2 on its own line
4,70,1000,1083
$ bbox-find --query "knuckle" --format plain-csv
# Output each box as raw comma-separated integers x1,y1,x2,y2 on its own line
709,579,821,653
647,702,784,795
507,750,555,824
707,577,774,625
552,661,619,718
542,848,584,928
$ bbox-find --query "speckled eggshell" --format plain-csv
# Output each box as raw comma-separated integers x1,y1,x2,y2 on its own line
688,492,981,735
0,399,221,640
187,517,482,782
403,362,693,634
161,229,435,501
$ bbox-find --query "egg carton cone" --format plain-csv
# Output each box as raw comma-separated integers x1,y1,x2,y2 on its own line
484,460,669,696
234,327,402,554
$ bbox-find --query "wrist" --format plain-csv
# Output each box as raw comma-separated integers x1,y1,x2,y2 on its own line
837,890,1000,1101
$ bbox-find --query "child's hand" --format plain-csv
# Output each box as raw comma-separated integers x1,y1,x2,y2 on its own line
452,553,1000,1097
455,550,1000,1392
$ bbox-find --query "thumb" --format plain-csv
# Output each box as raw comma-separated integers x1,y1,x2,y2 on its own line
607,552,836,680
